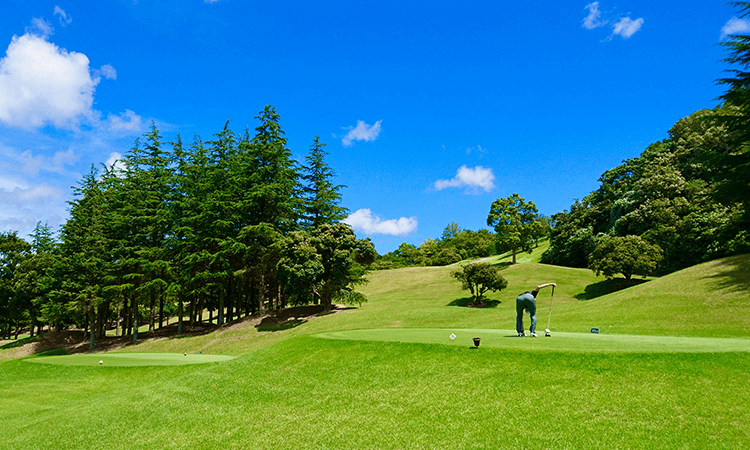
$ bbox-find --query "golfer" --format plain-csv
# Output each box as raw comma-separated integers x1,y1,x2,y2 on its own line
516,283,556,337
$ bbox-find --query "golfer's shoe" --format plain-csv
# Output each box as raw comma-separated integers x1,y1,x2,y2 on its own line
530,332,538,337
518,332,525,337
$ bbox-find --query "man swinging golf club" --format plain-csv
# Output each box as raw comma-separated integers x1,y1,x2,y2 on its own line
516,283,556,337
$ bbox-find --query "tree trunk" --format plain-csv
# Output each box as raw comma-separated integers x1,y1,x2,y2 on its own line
178,299,183,334
149,290,156,332
133,297,139,342
89,304,96,350
158,287,164,329
218,288,224,325
116,297,121,337
259,272,265,315
189,294,196,326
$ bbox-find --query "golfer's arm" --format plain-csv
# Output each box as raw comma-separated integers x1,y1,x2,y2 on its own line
536,283,557,290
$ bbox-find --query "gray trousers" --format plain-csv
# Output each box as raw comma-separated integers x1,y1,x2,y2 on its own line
516,297,537,334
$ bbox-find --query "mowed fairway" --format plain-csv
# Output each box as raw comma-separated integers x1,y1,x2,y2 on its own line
315,328,750,353
0,252,748,449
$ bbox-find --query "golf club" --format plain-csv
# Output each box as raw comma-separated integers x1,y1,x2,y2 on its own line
545,285,555,337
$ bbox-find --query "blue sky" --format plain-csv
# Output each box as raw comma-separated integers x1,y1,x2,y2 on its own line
0,1,746,253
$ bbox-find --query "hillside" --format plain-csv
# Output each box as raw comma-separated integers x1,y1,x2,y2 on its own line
561,254,750,338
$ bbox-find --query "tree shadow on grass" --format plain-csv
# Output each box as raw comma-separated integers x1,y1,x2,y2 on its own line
448,297,501,308
256,319,306,332
706,254,750,293
576,278,649,301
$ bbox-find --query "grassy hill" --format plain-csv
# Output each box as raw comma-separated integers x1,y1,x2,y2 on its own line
0,251,748,449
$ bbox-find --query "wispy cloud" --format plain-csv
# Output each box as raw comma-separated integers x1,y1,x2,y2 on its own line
611,17,643,39
344,208,417,236
582,2,606,29
342,120,382,147
434,165,495,194
581,2,643,40
108,110,142,132
721,17,750,39
26,18,54,37
54,6,72,26
99,64,117,80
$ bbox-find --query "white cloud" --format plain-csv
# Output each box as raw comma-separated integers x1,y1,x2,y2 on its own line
343,208,418,237
434,165,496,193
721,17,750,39
1,145,78,176
0,183,65,237
0,33,99,129
611,17,643,39
27,18,54,37
342,120,382,147
99,64,117,80
108,109,142,132
582,2,606,29
54,6,72,26
105,152,127,173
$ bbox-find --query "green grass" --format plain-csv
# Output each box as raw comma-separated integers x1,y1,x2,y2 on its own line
314,328,750,353
0,250,748,449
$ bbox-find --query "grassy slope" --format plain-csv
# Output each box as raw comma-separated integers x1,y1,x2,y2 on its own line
0,249,749,449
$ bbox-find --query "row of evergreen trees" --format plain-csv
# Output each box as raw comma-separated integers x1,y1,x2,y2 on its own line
0,106,374,346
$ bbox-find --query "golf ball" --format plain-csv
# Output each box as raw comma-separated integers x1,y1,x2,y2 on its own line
99,360,103,365
184,352,187,356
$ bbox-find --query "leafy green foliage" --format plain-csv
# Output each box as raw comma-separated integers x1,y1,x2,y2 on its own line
543,107,747,273
451,262,508,305
588,235,663,280
487,193,545,264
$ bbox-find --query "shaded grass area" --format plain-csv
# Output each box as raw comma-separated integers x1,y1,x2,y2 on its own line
0,334,40,350
0,336,748,449
24,352,235,367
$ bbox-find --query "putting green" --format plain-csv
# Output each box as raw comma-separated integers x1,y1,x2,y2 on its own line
314,328,750,353
24,352,235,367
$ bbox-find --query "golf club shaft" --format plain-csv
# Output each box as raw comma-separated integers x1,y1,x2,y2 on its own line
547,285,554,330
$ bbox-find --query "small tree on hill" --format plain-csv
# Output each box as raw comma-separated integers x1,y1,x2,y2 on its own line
452,262,508,306
588,235,663,281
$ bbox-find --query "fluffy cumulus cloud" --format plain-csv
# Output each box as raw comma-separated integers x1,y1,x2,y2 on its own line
611,17,644,39
342,120,382,147
434,165,496,193
343,209,418,237
0,33,100,129
721,17,750,39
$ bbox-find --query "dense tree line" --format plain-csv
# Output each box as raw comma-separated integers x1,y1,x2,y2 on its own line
0,106,374,346
372,223,499,269
542,2,750,276
541,106,748,274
